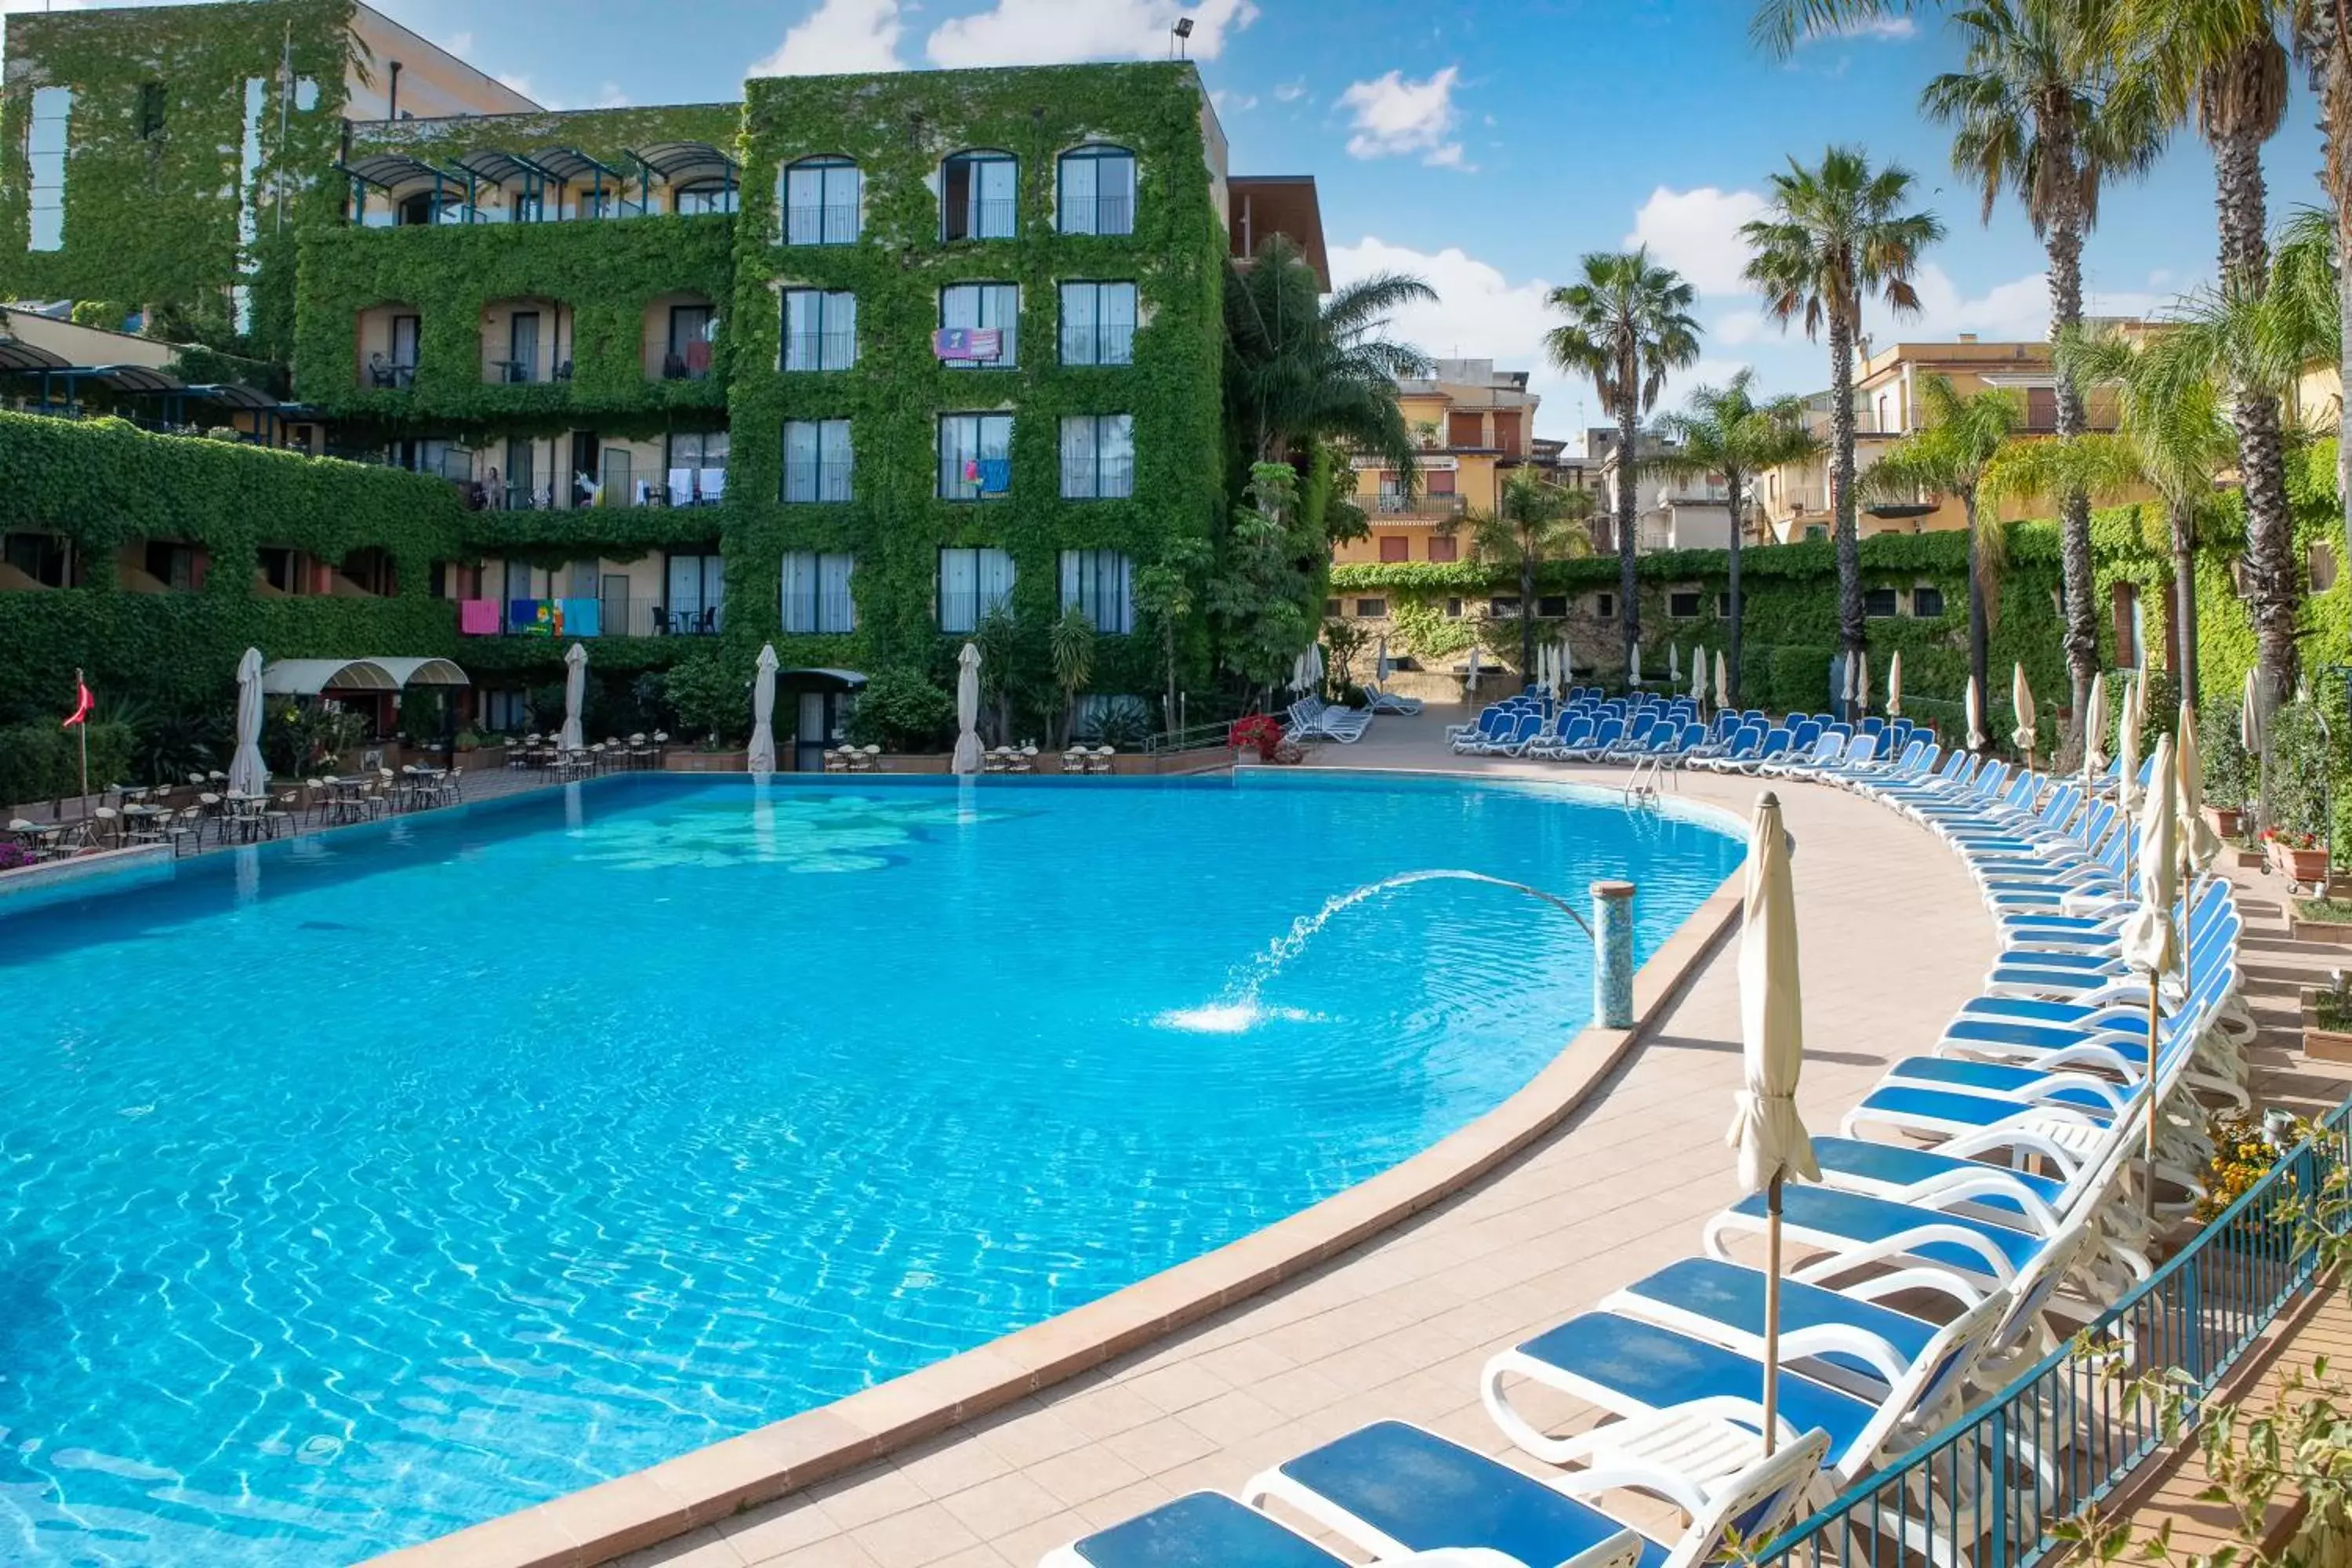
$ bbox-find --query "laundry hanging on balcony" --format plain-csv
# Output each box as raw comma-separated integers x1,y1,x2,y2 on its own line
933,327,1003,362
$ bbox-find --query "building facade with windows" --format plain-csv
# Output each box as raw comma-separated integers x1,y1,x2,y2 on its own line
1332,358,1542,566
4,0,1308,727
1752,332,2148,545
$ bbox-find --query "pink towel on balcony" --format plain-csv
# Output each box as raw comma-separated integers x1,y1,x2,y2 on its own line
459,599,500,635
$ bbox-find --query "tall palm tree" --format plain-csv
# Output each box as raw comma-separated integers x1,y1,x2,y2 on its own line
1991,325,2241,707
1922,0,2165,743
1857,376,2027,706
1742,148,1947,673
1223,234,1437,481
2119,0,2299,719
1467,469,1596,682
1646,370,1822,702
1544,249,1703,673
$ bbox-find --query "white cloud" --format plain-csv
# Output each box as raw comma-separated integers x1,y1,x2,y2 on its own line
1328,235,1575,432
439,30,476,57
592,81,630,108
1273,78,1308,103
1212,88,1259,113
1711,310,1769,348
1623,186,1769,296
495,72,544,104
1802,14,1915,42
925,0,1257,67
753,0,906,76
1337,66,1466,168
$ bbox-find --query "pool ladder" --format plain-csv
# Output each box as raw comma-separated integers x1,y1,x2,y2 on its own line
1624,755,1671,808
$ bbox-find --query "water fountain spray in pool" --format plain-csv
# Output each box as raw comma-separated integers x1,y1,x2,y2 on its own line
1157,869,1594,1033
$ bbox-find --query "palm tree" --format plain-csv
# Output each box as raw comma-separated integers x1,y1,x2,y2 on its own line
1544,249,1703,673
1223,234,1437,482
1922,0,2164,743
1646,371,1822,702
1465,468,1596,682
2119,224,2339,714
1856,376,2027,706
2118,0,2300,719
1742,147,1947,674
1989,325,2239,708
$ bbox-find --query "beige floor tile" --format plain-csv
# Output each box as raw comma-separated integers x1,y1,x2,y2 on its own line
846,1502,982,1568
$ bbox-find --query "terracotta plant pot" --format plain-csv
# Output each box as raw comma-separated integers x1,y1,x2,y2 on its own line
2269,840,2332,887
2204,805,2241,840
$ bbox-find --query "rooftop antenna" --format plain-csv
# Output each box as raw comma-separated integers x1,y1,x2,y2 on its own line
1171,16,1193,58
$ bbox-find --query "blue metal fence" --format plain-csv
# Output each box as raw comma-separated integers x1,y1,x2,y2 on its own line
1759,1100,2351,1568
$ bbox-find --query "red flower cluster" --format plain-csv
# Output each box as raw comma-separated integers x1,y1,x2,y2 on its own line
2263,826,2322,851
1229,714,1285,758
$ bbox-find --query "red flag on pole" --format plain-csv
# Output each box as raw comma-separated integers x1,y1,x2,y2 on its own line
63,677,92,728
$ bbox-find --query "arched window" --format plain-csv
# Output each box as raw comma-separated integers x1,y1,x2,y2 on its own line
1058,144,1134,236
942,150,1016,241
783,155,860,245
675,179,738,216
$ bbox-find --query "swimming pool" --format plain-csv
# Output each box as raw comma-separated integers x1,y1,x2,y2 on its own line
0,772,1742,1565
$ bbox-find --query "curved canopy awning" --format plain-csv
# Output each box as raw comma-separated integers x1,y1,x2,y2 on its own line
263,658,400,695
449,148,547,187
0,336,71,374
372,656,472,688
530,146,625,185
185,382,278,411
262,656,471,695
778,668,868,693
630,140,737,185
85,364,185,394
340,154,464,194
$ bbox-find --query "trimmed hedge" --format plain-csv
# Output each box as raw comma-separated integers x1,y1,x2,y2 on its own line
0,719,132,805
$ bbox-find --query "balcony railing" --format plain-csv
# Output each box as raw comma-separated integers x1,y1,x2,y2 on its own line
459,598,726,638
1062,456,1135,499
782,332,857,372
948,200,1017,241
786,202,861,245
363,359,418,390
485,353,572,386
1060,324,1134,365
1371,493,1466,516
1061,197,1133,236
782,461,855,504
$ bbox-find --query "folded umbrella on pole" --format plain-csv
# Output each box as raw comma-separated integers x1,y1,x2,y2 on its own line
1715,648,1731,713
1965,675,1986,753
1726,790,1817,1456
1886,651,1902,718
2121,735,2178,1198
2010,662,2037,768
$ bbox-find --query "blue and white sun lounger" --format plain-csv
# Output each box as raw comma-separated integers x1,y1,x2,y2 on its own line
1239,1421,1650,1568
1044,1490,1529,1568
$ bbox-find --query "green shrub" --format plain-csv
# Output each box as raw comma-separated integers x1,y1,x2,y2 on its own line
0,720,135,806
2200,699,2255,812
845,670,956,751
1766,644,1835,711
2269,702,2334,844
658,652,750,746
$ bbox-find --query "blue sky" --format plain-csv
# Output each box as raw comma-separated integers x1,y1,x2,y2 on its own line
7,0,2329,440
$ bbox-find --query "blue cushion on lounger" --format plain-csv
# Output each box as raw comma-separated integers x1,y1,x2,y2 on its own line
1276,1421,1661,1568
1073,1493,1342,1568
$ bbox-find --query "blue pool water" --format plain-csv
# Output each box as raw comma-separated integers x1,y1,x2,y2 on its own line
0,773,1741,1565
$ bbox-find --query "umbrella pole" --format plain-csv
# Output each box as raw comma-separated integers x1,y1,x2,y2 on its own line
2143,984,2163,1214
1762,1171,1783,1457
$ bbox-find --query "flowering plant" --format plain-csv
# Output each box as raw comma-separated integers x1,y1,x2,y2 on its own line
2190,1111,2288,1223
0,844,34,873
1229,714,1284,759
2263,826,2323,851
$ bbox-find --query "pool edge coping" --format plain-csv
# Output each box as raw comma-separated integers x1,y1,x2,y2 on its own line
365,827,1750,1568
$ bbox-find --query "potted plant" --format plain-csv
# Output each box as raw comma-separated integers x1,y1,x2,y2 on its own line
2200,699,2253,841
2263,700,2333,886
1229,713,1283,762
2264,826,2330,887
2303,970,2352,1062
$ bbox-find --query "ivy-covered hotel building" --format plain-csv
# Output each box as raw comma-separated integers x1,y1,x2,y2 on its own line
0,0,1321,739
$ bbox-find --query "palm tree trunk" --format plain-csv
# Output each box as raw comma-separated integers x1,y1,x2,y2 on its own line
2212,122,2302,739
1725,467,1745,706
1617,364,1641,681
1827,310,1863,706
2308,10,2352,584
2172,502,2201,710
1964,492,1990,710
2046,194,2098,751
1519,535,1537,688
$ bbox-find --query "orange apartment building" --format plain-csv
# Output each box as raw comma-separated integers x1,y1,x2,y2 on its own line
1334,358,1543,564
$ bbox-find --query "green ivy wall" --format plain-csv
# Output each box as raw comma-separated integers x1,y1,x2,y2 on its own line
722,63,1227,692
0,0,358,359
0,410,466,720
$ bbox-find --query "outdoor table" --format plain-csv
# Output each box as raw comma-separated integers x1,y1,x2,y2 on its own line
221,794,268,844
323,779,368,825
14,822,67,859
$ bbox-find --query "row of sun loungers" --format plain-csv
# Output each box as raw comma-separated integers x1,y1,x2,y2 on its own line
1051,735,2249,1568
1286,698,1374,744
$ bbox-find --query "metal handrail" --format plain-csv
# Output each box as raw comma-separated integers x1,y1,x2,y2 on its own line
1143,720,1237,757
1758,1099,2352,1568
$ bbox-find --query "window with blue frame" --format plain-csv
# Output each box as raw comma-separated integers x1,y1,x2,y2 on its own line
783,156,861,245
781,551,858,633
938,547,1014,632
782,419,853,503
939,414,1012,500
782,289,856,371
1057,145,1135,235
